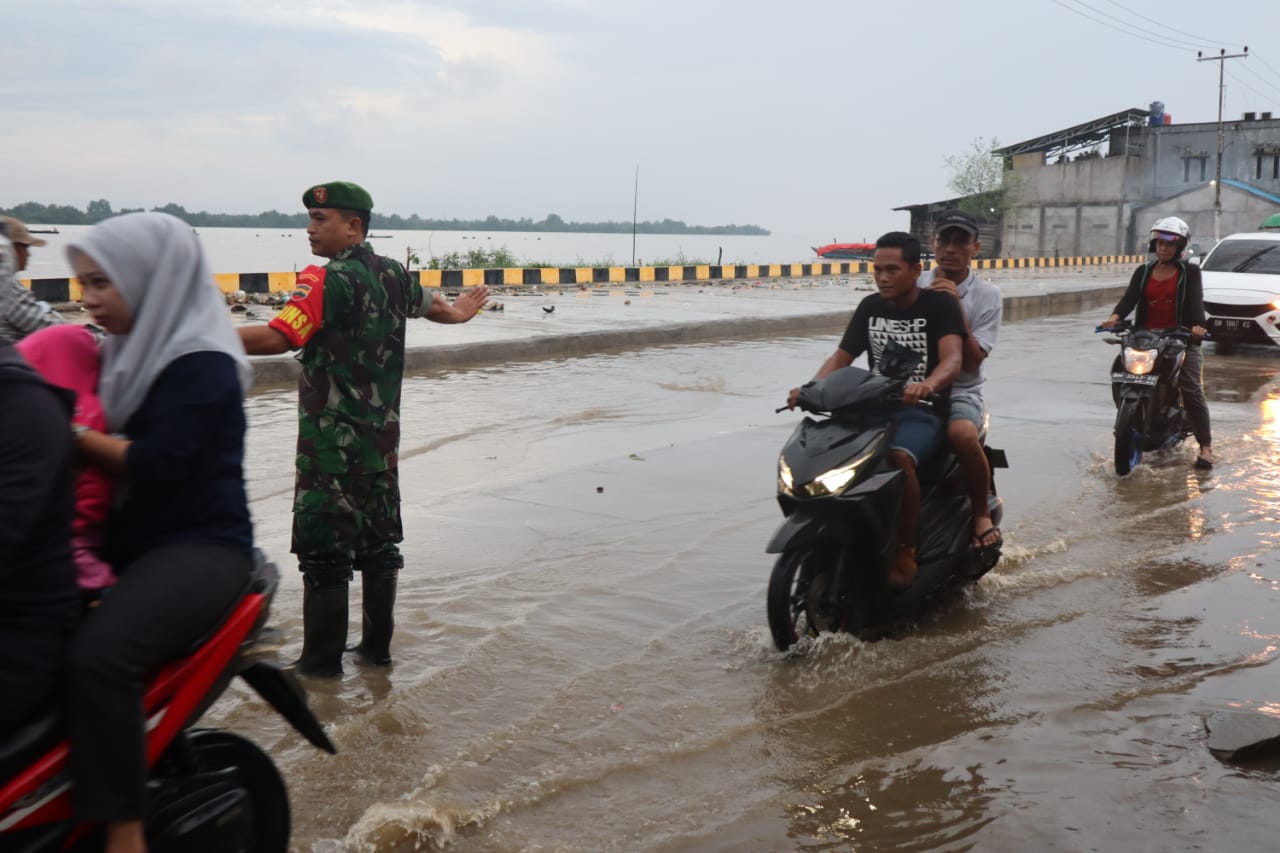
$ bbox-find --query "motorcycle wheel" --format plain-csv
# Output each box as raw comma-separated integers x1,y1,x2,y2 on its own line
187,729,291,852
1114,399,1144,476
767,546,842,652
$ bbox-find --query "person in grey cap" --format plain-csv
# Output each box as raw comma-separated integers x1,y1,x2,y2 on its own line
0,215,65,343
919,209,1003,554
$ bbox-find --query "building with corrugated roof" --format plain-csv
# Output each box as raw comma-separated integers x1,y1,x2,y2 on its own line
896,105,1280,257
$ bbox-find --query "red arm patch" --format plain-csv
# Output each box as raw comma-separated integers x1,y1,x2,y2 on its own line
268,265,326,348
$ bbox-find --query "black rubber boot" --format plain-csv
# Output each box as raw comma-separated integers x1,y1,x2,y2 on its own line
353,573,397,666
295,582,348,678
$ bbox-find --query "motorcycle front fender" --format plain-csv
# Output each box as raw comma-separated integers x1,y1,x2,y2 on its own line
1114,384,1152,405
239,662,337,754
765,514,834,554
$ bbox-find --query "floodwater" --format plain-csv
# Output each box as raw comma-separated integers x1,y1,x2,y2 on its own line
205,310,1280,852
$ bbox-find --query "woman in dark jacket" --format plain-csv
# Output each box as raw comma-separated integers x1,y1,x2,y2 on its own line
1102,216,1213,469
0,341,81,731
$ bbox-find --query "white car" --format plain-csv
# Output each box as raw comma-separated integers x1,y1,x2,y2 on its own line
1199,231,1280,348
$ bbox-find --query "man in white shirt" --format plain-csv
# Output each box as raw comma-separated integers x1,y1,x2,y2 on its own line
919,210,1003,554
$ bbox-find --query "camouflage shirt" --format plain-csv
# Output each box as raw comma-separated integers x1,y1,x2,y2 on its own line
268,242,426,475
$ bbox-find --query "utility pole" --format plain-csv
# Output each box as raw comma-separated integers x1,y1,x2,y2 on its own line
1198,46,1248,242
631,164,639,267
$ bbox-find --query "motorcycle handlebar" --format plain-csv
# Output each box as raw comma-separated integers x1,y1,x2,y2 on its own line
777,394,941,415
1094,323,1210,341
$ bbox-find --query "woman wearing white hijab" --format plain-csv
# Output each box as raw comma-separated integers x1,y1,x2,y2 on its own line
63,212,254,853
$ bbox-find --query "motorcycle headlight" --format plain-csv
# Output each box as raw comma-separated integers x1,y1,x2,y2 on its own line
1122,347,1158,375
778,457,795,496
803,440,881,498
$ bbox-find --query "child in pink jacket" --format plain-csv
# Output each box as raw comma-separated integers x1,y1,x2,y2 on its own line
16,325,115,598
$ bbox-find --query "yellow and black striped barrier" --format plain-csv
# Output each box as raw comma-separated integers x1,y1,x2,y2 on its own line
20,254,1146,301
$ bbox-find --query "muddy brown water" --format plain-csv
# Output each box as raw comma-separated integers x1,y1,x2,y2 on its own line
204,309,1280,852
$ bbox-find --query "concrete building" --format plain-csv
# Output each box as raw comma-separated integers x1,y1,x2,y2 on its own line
897,105,1280,258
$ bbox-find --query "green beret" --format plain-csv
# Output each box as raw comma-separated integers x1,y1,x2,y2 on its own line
302,181,374,213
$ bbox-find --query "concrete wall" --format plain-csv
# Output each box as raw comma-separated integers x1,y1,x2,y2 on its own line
1001,155,1143,257
1013,154,1138,203
1137,183,1280,250
1140,119,1280,199
1002,202,1136,258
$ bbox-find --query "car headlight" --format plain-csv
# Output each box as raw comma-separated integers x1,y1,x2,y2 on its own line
802,440,881,498
1272,299,1280,311
1122,347,1158,375
778,457,795,496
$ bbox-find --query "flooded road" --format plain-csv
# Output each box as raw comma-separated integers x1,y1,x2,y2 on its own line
211,310,1280,852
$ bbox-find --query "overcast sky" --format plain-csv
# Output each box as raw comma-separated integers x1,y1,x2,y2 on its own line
6,0,1278,240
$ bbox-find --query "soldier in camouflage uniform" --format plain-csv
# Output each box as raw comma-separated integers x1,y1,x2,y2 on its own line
240,181,488,676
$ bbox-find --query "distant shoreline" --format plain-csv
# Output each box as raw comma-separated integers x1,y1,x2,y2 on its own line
0,202,770,236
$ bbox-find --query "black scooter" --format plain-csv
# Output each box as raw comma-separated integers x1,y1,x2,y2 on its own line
766,346,1007,651
1098,320,1197,476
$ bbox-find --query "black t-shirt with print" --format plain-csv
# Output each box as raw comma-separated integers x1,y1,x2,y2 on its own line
838,289,967,395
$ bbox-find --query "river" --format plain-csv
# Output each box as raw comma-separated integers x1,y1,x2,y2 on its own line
18,226,844,282
195,310,1280,852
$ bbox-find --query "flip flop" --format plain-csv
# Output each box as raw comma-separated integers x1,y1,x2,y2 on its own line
972,525,1003,553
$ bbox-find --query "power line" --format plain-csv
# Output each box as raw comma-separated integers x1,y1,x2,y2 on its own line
1247,52,1280,93
1071,0,1205,50
1237,63,1280,101
1051,1,1280,98
1049,0,1196,52
1101,0,1238,49
1226,70,1276,107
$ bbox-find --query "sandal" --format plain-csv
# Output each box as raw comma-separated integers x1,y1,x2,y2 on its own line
971,525,1003,553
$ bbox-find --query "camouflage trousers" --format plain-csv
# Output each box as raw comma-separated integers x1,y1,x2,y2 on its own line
292,469,404,586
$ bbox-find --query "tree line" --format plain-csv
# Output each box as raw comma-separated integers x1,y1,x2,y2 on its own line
0,200,770,236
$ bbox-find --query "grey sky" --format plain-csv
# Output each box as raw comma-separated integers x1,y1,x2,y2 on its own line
6,0,1277,240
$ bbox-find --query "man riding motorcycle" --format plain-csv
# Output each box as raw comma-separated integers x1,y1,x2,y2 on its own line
786,231,965,588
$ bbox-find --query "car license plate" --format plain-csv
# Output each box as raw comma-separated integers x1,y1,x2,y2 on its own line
1111,372,1158,385
1210,318,1243,331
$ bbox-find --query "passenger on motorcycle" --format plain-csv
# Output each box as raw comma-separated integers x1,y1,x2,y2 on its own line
1101,216,1212,469
787,231,965,588
16,325,116,600
918,210,1004,554
63,213,255,853
0,341,81,732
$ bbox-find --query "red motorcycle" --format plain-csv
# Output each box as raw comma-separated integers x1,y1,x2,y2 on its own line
0,554,335,852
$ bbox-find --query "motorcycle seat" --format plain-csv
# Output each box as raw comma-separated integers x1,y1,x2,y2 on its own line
916,449,957,491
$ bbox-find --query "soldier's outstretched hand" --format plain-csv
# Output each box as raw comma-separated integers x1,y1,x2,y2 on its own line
454,285,490,321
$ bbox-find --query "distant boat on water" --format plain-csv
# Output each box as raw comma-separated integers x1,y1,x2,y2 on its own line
28,227,60,235
368,234,393,239
812,242,875,260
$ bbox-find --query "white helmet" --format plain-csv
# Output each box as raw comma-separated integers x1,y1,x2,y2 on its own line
1151,216,1190,240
